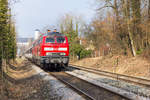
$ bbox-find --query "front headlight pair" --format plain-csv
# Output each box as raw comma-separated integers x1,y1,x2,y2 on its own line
60,53,66,56
46,52,52,56
46,52,66,56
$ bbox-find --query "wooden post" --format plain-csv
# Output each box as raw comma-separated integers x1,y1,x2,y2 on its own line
116,56,120,87
99,49,100,57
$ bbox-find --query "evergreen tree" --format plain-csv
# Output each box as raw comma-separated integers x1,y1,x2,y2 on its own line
0,0,17,68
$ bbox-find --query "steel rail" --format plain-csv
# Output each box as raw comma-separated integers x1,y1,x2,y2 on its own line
50,72,131,100
70,64,150,87
50,72,95,100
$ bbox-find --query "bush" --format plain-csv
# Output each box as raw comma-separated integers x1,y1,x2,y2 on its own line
70,43,92,60
136,49,143,55
80,49,92,59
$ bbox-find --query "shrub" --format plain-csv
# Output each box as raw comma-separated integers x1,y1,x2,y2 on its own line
80,49,92,59
136,49,143,55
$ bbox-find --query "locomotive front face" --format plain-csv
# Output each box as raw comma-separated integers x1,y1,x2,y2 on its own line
40,35,69,65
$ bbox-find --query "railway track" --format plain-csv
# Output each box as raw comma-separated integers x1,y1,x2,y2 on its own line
50,71,130,100
24,59,149,99
69,64,150,88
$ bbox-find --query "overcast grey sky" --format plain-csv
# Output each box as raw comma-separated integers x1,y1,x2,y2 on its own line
11,0,95,38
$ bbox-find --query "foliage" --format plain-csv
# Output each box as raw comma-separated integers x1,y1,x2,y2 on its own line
80,49,92,59
0,0,17,68
58,14,91,59
70,43,83,56
55,0,150,58
136,49,143,55
70,43,91,59
81,0,150,57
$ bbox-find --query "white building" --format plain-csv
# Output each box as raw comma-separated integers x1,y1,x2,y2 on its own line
34,29,41,40
17,38,33,55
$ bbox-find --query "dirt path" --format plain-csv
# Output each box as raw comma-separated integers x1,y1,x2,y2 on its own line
0,59,60,100
0,58,86,100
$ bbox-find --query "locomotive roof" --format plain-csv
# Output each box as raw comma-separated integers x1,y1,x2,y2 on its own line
44,32,65,37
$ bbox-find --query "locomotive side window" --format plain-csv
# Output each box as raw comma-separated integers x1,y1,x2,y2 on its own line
46,37,55,43
37,41,39,44
57,37,66,43
40,38,43,43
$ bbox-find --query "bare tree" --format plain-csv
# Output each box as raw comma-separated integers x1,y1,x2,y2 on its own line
125,0,136,56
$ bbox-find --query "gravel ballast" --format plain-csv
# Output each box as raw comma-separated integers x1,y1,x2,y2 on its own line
66,69,150,100
32,65,86,100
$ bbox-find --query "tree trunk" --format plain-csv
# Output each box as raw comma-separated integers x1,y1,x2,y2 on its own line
148,0,150,21
114,0,122,42
131,0,141,50
125,0,136,56
114,0,119,22
127,20,136,56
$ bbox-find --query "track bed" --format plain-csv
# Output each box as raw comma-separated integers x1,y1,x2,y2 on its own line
50,72,130,100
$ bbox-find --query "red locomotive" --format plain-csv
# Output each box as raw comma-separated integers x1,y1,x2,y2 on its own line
25,31,69,68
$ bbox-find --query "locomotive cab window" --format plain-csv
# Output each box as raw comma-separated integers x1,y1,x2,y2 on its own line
46,37,55,43
57,37,66,43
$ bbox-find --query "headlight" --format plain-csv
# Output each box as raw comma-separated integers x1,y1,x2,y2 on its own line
60,53,66,56
58,48,67,51
46,52,52,56
44,47,54,51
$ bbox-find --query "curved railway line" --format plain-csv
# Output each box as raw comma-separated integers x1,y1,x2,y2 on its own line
49,71,130,100
69,64,150,88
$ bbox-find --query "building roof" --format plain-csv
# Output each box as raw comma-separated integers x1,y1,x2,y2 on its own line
17,38,34,43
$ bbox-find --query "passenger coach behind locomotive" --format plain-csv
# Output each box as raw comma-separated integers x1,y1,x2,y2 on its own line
32,31,69,68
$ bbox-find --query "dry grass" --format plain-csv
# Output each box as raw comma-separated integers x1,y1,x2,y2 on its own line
72,55,150,79
9,57,25,68
0,58,61,100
